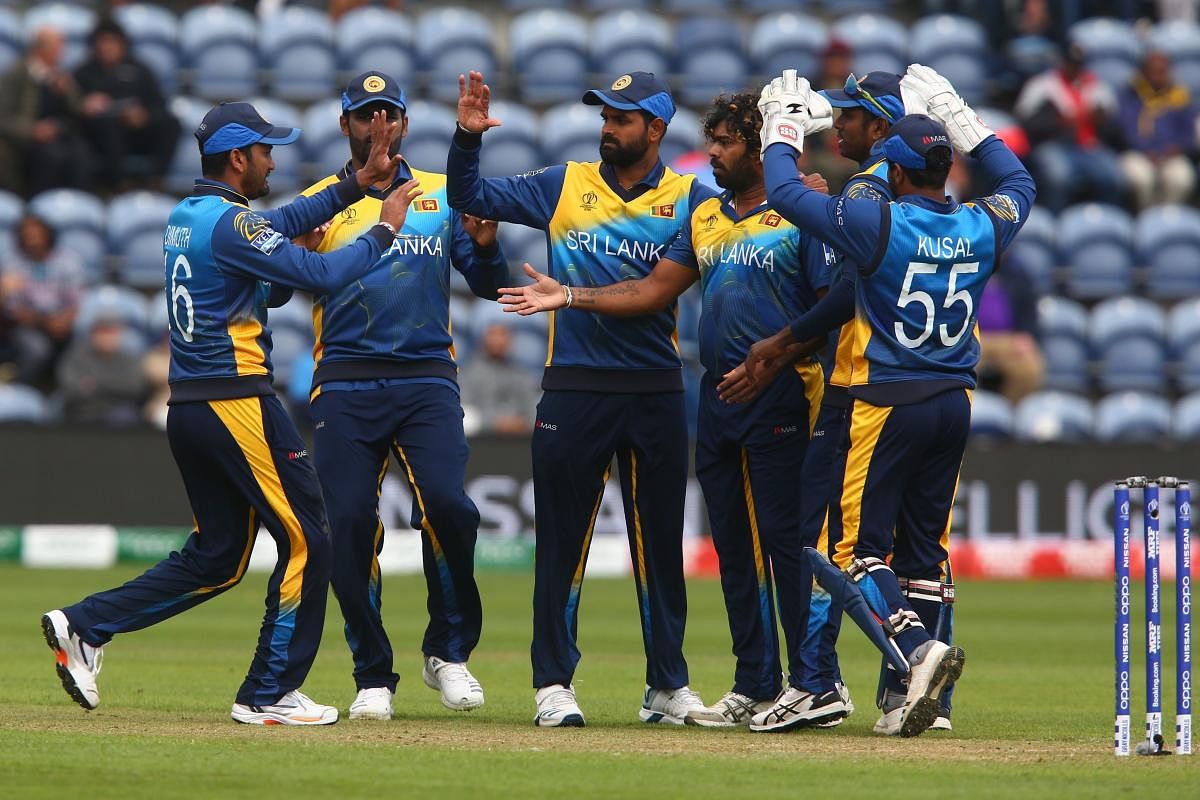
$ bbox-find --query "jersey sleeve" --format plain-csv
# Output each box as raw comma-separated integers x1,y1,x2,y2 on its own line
259,174,363,238
661,215,699,270
802,232,837,292
448,210,510,301
446,127,566,228
969,135,1037,251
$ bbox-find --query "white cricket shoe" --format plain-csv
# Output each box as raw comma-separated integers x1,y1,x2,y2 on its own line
534,683,585,727
423,656,484,710
640,685,706,725
898,641,965,737
685,691,774,728
41,610,103,711
231,690,339,726
749,687,847,732
816,681,855,728
874,705,952,735
929,712,953,731
349,687,394,720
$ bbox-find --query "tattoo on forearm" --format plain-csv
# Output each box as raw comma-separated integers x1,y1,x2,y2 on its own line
573,282,640,307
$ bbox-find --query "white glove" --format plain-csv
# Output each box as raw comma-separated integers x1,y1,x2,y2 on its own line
757,69,833,154
899,63,994,153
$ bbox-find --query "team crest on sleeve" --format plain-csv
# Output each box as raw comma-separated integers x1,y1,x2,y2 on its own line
980,193,1020,223
414,198,441,212
846,180,884,201
651,203,675,219
758,212,782,228
233,211,285,254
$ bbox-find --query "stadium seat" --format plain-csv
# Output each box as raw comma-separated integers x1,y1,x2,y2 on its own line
335,7,415,85
1168,298,1200,360
1014,391,1094,442
1068,18,1141,89
22,3,94,69
300,99,347,180
1039,335,1090,394
28,189,107,276
748,12,828,80
509,9,589,105
259,7,335,104
661,108,701,165
1173,392,1200,439
661,0,726,11
1005,34,1058,83
675,15,750,108
0,8,21,74
1151,20,1200,95
910,15,989,104
108,191,177,290
1036,295,1087,341
113,3,178,94
1090,297,1167,393
542,101,602,165
1095,391,1171,442
144,291,168,341
1177,341,1200,394
477,102,543,178
75,284,150,353
242,97,304,192
503,0,570,8
1058,203,1134,300
0,383,49,424
416,8,497,104
590,10,673,78
178,5,259,101
500,224,547,274
580,0,650,10
165,95,209,195
743,0,812,10
400,100,458,174
833,13,909,77
1089,297,1166,350
969,390,1014,438
1008,205,1057,295
1136,204,1200,299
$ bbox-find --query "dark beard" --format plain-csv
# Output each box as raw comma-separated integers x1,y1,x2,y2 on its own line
712,155,757,193
599,137,648,168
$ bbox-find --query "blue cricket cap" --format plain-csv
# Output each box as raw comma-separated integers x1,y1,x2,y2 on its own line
195,102,300,155
820,71,905,123
879,114,952,170
341,71,407,113
582,71,676,125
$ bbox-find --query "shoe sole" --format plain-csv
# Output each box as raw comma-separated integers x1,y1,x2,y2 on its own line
231,711,338,726
41,613,97,711
534,713,585,728
684,716,740,728
749,707,847,733
348,710,393,720
899,647,965,738
423,668,484,711
639,709,686,725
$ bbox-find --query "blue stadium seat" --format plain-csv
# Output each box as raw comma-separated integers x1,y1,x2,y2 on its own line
833,13,909,77
503,0,570,8
542,101,601,165
1089,297,1165,350
165,95,209,195
28,189,107,276
75,284,149,353
1008,205,1057,295
661,0,726,11
1168,298,1200,360
23,3,95,69
1039,335,1091,394
0,8,22,74
1177,341,1200,394
335,7,415,84
910,15,989,104
108,191,176,290
1136,204,1200,299
113,3,178,94
509,9,589,106
743,0,812,10
144,291,168,342
1058,203,1134,299
0,188,21,255
1174,392,1200,440
1014,391,1094,442
1068,18,1141,88
675,15,750,108
748,12,828,80
1036,295,1087,341
416,8,497,104
478,101,542,178
591,10,673,78
301,99,347,180
0,383,50,424
1152,20,1200,95
259,7,335,104
399,100,458,174
969,390,1014,438
242,98,303,193
661,108,702,166
500,225,547,274
1095,391,1171,442
581,0,650,9
1090,297,1167,393
1006,35,1058,83
179,5,258,101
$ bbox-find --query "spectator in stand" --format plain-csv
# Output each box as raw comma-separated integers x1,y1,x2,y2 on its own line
57,309,147,425
74,18,180,193
801,38,859,193
460,321,538,436
976,250,1044,404
1014,44,1126,210
0,28,89,197
1116,49,1197,209
0,214,86,388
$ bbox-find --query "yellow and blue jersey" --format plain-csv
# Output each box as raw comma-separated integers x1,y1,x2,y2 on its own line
662,192,833,377
300,160,508,390
448,128,718,392
762,135,1036,404
164,177,392,403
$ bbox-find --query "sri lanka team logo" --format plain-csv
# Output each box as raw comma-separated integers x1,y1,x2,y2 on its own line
651,203,675,218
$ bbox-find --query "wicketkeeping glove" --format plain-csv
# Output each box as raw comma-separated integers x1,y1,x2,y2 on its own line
757,69,833,155
899,63,994,153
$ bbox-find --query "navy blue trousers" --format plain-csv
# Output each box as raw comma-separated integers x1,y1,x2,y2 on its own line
311,383,482,692
63,395,332,707
696,367,820,699
530,389,689,690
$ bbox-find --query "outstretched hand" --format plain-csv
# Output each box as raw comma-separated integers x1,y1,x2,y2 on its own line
356,110,403,189
462,214,498,248
457,71,503,134
497,263,567,315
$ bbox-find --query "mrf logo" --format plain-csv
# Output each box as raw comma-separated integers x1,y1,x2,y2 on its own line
651,203,675,219
580,191,599,211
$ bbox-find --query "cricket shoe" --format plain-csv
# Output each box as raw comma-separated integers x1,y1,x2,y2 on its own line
348,687,394,720
640,685,705,725
231,690,338,725
423,656,484,710
685,691,774,728
898,641,965,738
874,705,952,735
749,687,847,732
534,684,585,727
41,610,103,711
816,682,855,728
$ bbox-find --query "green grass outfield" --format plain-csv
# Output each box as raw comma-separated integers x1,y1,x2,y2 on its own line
0,565,1193,798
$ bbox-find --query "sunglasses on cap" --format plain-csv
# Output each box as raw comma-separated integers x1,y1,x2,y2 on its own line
844,73,900,123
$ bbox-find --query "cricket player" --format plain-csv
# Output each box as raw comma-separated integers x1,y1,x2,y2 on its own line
743,66,1035,737
448,70,716,727
41,102,418,724
298,72,509,721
